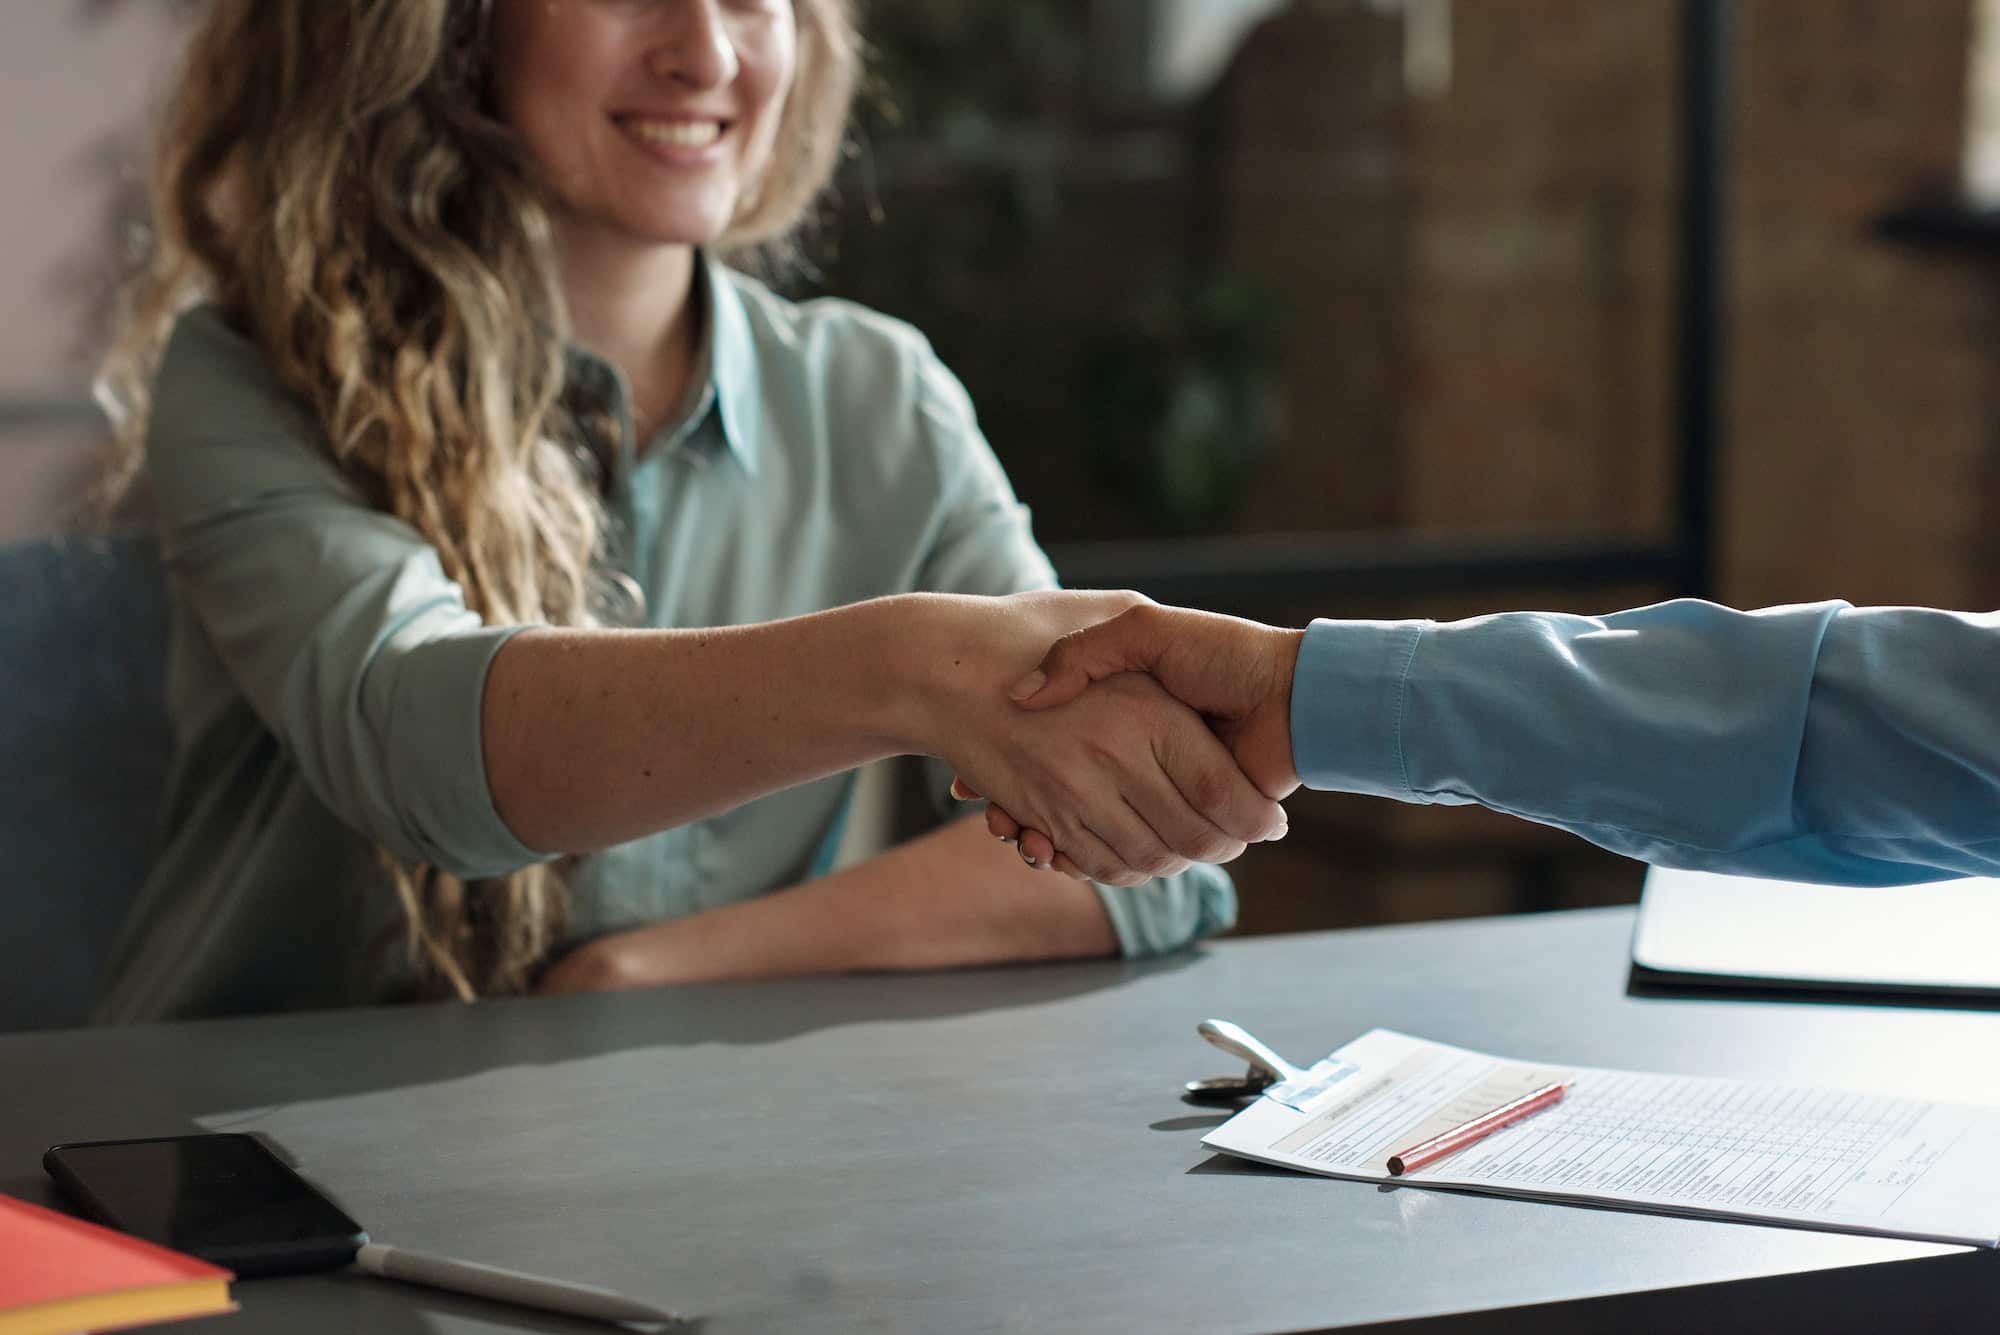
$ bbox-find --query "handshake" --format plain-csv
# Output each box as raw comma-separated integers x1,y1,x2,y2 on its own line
935,591,1305,888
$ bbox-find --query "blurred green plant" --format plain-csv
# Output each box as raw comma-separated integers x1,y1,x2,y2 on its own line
1077,275,1285,534
838,0,1289,538
858,0,1089,145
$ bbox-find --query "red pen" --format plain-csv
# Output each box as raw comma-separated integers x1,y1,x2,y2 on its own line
1385,1081,1570,1176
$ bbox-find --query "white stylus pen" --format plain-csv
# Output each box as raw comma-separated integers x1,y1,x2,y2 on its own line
353,1242,685,1326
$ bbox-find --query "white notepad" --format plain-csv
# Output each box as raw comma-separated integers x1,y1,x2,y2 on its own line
1631,867,2000,997
1203,1029,2000,1247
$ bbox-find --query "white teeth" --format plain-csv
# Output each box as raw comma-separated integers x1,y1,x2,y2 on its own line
627,120,722,148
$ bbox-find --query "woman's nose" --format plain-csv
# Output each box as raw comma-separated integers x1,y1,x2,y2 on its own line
643,0,739,89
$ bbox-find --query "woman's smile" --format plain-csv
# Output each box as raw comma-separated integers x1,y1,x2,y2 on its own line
615,115,732,167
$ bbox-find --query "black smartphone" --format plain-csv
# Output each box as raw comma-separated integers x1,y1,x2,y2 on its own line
43,1133,369,1278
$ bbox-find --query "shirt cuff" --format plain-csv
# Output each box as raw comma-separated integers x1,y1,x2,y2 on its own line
1092,864,1238,959
1290,618,1431,799
385,624,556,878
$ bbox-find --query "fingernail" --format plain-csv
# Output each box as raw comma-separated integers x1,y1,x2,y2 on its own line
1018,845,1039,868
996,834,1017,846
1007,670,1046,702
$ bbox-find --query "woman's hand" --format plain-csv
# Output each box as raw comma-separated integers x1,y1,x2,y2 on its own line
533,933,663,995
530,808,1125,995
907,592,1288,886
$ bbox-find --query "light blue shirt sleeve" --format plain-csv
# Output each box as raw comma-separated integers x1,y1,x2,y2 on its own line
906,344,1237,956
1290,599,2000,883
146,307,549,881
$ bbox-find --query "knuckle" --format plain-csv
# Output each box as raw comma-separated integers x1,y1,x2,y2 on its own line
1195,832,1240,864
1185,768,1233,816
1084,854,1125,884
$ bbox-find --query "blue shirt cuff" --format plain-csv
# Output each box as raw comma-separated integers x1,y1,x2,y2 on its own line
1290,619,1431,799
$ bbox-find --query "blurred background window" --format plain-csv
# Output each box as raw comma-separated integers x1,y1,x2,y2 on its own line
1966,0,2000,201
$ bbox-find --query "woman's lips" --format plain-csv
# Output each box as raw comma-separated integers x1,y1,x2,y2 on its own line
615,116,733,169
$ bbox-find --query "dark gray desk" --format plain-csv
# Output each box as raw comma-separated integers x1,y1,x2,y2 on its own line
4,907,1996,1333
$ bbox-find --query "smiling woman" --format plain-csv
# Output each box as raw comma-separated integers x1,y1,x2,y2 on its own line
84,0,1277,1021
491,0,797,245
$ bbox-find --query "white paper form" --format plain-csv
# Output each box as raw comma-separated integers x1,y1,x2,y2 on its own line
1202,1030,2000,1247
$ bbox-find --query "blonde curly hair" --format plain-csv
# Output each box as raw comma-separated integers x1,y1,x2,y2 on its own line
97,0,860,1000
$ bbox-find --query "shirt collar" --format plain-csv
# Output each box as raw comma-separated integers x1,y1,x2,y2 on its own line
698,250,760,477
560,249,760,478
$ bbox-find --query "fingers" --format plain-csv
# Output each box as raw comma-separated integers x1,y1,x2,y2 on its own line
1017,826,1056,868
1155,712,1288,846
1055,816,1157,887
987,814,1074,879
976,804,1063,875
1003,824,1091,882
1006,800,1164,886
979,774,1187,885
1057,792,1202,886
1010,605,1160,710
991,680,1283,882
985,804,1022,841
950,776,982,801
1114,729,1256,867
975,791,1154,885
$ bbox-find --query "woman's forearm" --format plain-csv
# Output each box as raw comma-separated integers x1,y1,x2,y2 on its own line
482,587,1288,881
483,596,930,853
539,816,1119,991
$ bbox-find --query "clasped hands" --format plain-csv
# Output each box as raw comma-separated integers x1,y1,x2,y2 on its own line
946,597,1306,886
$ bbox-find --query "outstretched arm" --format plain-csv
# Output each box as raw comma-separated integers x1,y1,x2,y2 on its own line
992,599,2000,884
487,592,1286,886
145,308,1285,888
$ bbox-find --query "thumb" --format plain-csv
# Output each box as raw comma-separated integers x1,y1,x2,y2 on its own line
1008,606,1160,710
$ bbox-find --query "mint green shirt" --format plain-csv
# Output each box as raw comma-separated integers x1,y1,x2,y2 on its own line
96,258,1235,1022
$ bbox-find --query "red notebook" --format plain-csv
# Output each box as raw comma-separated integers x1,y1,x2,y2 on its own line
0,1193,235,1335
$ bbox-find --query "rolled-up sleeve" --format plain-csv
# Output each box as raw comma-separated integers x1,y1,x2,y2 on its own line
907,340,1239,956
147,312,550,879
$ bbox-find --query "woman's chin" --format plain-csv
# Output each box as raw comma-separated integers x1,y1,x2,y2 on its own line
618,198,741,250
554,201,736,255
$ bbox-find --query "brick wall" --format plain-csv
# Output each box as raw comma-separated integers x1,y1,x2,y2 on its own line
1218,0,1998,607
1404,1,1678,541
1729,0,1998,609
1214,2,1412,534
1212,0,2000,934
